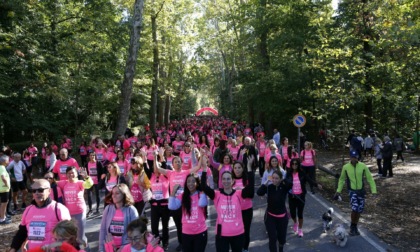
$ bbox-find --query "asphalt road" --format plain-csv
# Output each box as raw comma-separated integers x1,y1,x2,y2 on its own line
85,174,396,252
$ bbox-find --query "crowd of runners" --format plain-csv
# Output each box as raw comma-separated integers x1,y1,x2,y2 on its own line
0,116,403,252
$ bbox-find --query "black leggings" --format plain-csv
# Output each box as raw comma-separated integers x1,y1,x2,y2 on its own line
171,208,183,245
288,194,305,219
182,230,207,252
87,184,100,211
242,208,253,250
134,200,146,216
151,203,170,246
265,212,288,252
258,157,265,177
302,165,316,191
215,233,244,252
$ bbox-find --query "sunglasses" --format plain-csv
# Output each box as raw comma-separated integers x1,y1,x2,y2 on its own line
31,188,48,193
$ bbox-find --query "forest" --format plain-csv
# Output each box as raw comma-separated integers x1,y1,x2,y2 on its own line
0,0,418,146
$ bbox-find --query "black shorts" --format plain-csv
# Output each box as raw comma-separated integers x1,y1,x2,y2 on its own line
0,191,9,203
11,181,27,192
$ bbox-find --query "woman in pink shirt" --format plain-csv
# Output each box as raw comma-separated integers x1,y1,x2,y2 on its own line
100,162,127,199
286,159,322,238
168,174,208,252
179,143,193,170
228,139,240,161
200,155,255,252
172,135,184,156
300,141,317,194
150,157,171,250
256,133,267,178
86,152,104,216
126,157,151,216
56,166,93,249
280,137,289,168
144,138,159,170
99,184,139,252
232,162,254,252
115,149,130,175
209,153,234,189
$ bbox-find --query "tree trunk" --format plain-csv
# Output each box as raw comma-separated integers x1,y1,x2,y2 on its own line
114,0,146,139
149,13,159,136
164,94,171,126
362,0,374,133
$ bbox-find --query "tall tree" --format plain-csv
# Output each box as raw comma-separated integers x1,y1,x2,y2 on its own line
114,0,146,138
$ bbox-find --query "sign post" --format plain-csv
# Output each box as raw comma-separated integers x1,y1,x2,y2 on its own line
293,114,306,156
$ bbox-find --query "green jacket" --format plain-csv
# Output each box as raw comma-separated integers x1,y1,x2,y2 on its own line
337,161,377,194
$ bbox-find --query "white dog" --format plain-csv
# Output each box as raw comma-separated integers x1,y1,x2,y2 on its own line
333,224,348,247
322,207,334,232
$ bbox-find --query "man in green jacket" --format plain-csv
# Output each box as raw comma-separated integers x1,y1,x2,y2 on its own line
335,150,377,236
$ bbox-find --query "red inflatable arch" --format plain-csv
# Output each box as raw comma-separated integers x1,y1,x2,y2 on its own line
195,107,219,116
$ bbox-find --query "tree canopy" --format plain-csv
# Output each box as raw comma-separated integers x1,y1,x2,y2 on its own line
1,0,418,144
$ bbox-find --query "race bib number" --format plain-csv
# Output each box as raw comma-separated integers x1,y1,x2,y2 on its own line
153,190,163,200
60,165,68,174
106,182,117,192
118,165,125,174
28,221,47,241
89,168,97,175
97,153,103,161
109,220,124,235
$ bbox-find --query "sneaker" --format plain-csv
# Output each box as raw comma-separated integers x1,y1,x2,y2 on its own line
298,229,303,237
175,244,182,251
292,223,298,233
87,209,93,217
349,225,360,236
163,244,169,251
0,219,11,225
7,211,16,216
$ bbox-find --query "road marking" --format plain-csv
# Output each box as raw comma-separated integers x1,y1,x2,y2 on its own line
309,193,387,252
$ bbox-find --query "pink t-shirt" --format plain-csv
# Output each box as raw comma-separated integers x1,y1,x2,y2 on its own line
292,172,303,195
106,176,118,192
150,174,169,201
167,170,189,197
165,156,174,167
264,153,283,165
130,175,143,203
286,153,299,168
57,180,86,215
21,202,71,249
117,160,129,175
107,152,117,162
229,146,240,161
28,147,38,158
301,149,316,166
180,152,192,170
79,146,87,156
95,148,106,162
233,179,252,210
257,141,266,157
281,146,289,161
177,192,207,235
172,141,184,153
45,154,52,168
110,209,124,248
53,158,80,181
214,190,244,236
87,162,99,184
41,147,47,159
146,146,159,161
